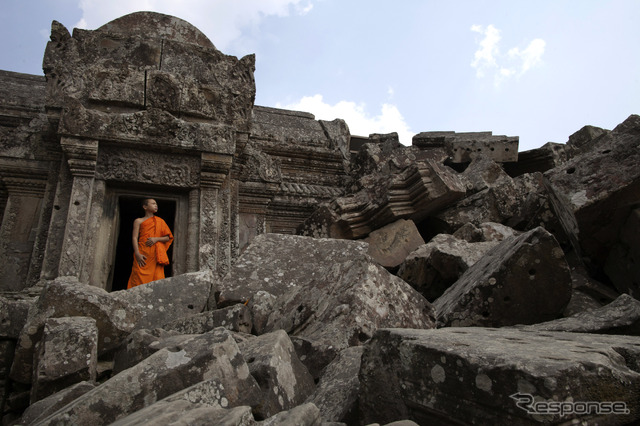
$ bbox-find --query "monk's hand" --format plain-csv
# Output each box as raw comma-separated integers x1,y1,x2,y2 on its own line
135,252,147,267
145,237,157,247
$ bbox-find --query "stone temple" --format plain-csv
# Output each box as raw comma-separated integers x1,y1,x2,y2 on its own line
0,12,519,293
2,12,640,426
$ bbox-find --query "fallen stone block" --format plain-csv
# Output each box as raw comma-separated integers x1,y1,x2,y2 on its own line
359,327,640,425
306,346,364,423
545,115,640,291
10,277,139,385
0,296,32,339
260,402,322,426
112,270,213,330
453,221,519,243
460,156,512,194
291,336,339,382
363,219,425,269
434,227,572,327
562,289,604,317
218,234,435,375
397,234,499,301
298,157,466,239
162,304,252,335
413,130,518,163
35,328,261,425
238,330,315,418
31,316,98,403
604,207,640,297
215,234,370,308
112,403,255,426
521,294,640,335
18,381,96,425
434,172,564,241
112,328,193,374
110,379,259,426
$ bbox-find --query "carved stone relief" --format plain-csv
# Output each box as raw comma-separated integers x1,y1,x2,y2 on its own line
96,146,200,187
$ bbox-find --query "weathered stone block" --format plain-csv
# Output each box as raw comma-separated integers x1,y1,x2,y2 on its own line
397,234,499,301
298,158,466,239
162,304,252,335
363,219,425,268
604,208,640,297
261,402,322,426
452,221,519,243
545,114,640,288
434,227,572,327
31,317,98,403
111,328,193,375
0,297,32,339
521,294,640,335
412,130,518,163
10,277,139,384
306,346,364,423
359,327,640,425
435,172,563,238
217,233,435,375
111,403,256,426
19,381,96,425
34,328,261,426
460,156,512,194
112,270,213,331
238,330,315,418
215,234,369,308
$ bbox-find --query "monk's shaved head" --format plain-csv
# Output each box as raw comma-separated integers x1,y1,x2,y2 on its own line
142,198,154,207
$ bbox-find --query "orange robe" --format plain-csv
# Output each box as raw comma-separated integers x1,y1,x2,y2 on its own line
127,216,173,289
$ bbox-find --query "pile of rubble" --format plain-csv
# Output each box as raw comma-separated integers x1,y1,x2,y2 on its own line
1,115,639,425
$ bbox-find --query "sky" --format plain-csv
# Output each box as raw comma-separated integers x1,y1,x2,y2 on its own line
1,1,639,151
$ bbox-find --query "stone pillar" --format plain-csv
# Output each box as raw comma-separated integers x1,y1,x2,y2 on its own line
0,162,49,291
186,189,200,272
199,152,234,274
39,158,73,280
57,137,99,278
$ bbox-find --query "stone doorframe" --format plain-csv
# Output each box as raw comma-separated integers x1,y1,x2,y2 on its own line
92,186,192,292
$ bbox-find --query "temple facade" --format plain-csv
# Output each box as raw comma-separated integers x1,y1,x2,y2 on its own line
0,12,352,292
0,12,517,293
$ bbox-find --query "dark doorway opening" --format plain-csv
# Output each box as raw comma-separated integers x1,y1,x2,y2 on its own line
110,196,176,291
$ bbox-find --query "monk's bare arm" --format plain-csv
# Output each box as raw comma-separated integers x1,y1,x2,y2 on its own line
132,218,146,266
144,235,171,246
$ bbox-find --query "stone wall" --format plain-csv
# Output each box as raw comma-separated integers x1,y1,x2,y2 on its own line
0,12,350,292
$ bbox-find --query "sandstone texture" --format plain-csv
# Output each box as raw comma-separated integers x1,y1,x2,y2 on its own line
363,219,425,269
1,9,639,426
398,233,499,301
434,227,572,327
360,327,640,425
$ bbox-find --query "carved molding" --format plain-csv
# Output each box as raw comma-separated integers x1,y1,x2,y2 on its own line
201,152,233,189
0,160,50,196
96,146,199,187
60,137,98,177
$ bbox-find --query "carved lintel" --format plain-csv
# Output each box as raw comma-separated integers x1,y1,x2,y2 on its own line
0,160,50,196
201,152,233,189
61,137,98,177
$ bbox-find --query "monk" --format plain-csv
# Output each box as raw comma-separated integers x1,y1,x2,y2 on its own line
127,198,174,289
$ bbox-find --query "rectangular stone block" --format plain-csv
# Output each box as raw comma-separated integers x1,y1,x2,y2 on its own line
360,327,640,425
31,317,98,403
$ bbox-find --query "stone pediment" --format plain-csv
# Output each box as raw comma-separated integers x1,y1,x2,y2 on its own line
96,12,217,49
44,12,255,132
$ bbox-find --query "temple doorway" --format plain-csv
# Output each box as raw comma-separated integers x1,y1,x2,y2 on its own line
109,196,177,291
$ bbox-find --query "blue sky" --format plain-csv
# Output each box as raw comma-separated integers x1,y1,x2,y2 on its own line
1,0,638,151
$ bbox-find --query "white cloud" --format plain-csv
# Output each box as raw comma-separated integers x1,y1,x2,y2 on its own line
470,24,501,78
508,38,546,74
277,94,414,145
471,24,545,85
75,0,314,51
